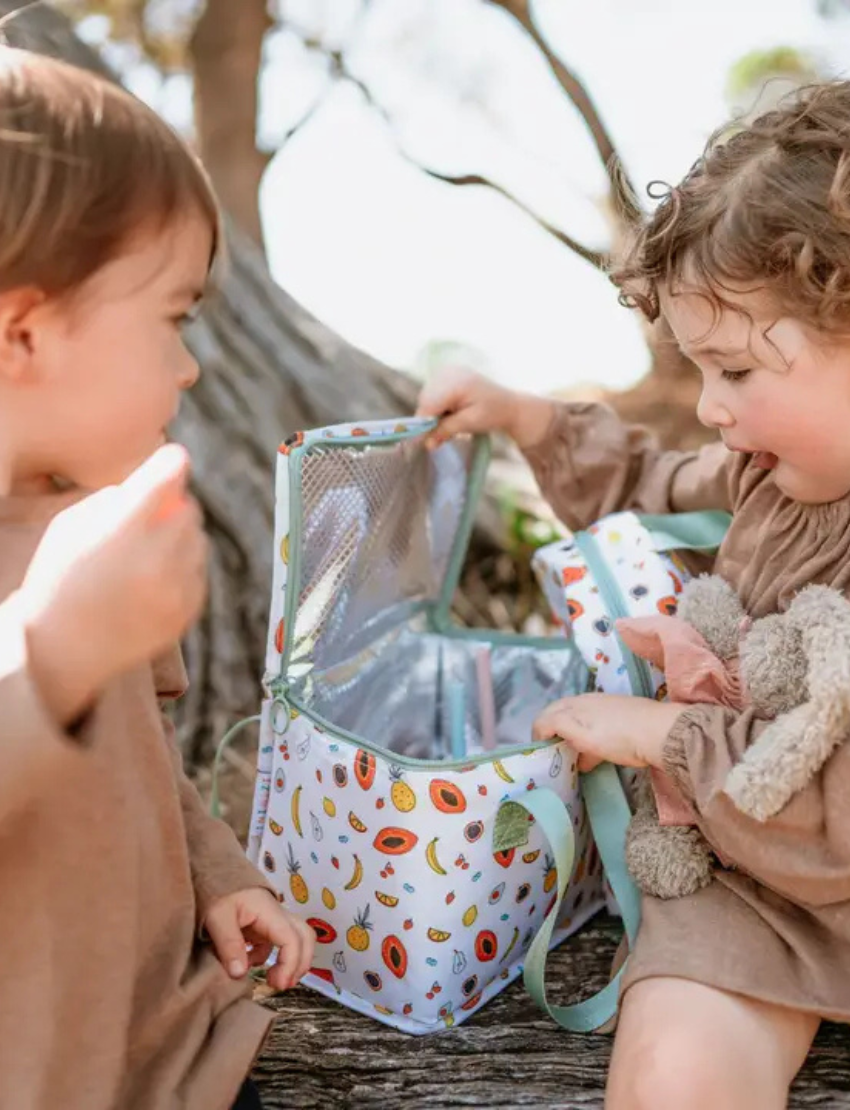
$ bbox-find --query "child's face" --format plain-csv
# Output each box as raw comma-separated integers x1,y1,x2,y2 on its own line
660,281,850,504
4,211,212,493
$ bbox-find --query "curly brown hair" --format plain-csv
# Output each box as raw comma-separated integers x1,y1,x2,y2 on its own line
611,81,850,336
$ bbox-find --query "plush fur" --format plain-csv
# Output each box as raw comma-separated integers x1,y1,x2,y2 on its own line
625,578,850,899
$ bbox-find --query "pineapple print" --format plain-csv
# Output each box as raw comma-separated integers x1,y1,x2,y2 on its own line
389,765,416,812
543,853,557,894
347,905,373,951
287,843,309,904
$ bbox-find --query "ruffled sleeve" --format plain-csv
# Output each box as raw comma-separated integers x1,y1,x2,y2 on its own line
522,402,735,532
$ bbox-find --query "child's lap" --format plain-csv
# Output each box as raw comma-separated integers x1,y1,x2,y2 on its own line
620,872,850,1024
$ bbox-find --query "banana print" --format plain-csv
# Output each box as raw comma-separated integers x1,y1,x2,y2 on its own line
344,854,364,891
425,837,447,876
252,417,606,1033
291,785,303,838
493,760,515,784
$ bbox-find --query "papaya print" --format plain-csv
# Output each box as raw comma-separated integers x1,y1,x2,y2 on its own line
307,918,338,944
429,780,466,814
657,596,678,616
249,417,610,1034
474,930,498,962
354,749,376,790
374,827,419,855
382,935,408,979
493,847,515,869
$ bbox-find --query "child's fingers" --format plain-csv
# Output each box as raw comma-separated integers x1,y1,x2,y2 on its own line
296,918,316,980
266,929,304,991
203,905,248,979
119,444,191,525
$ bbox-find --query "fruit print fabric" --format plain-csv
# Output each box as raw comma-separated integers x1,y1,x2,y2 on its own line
249,704,606,1034
249,417,607,1033
532,511,689,699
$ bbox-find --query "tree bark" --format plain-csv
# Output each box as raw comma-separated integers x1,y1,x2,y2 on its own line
189,0,272,252
0,0,547,769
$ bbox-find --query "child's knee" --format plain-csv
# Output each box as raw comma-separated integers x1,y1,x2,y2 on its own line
608,1024,729,1110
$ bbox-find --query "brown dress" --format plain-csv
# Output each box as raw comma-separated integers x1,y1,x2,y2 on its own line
524,402,850,1022
0,490,276,1110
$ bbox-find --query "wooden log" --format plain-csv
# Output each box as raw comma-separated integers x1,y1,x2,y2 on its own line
250,914,850,1108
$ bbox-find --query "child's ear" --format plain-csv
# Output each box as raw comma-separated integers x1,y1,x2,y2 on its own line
0,287,47,382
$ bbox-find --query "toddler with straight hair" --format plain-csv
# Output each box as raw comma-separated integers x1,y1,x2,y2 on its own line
0,46,314,1110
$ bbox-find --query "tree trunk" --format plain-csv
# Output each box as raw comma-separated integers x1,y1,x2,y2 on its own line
188,0,271,253
0,1,546,770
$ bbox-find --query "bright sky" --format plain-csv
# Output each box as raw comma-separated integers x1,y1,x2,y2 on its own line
258,0,850,396
93,0,850,397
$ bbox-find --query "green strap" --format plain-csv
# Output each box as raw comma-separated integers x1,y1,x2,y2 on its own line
211,714,262,819
499,764,640,1033
638,510,731,553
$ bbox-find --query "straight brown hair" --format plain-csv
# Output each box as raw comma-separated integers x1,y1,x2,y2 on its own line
0,45,221,296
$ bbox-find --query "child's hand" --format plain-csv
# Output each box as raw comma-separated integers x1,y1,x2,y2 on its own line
532,693,685,772
21,445,208,726
203,888,316,992
416,366,555,451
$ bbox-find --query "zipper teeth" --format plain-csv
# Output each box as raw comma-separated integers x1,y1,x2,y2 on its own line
573,529,655,700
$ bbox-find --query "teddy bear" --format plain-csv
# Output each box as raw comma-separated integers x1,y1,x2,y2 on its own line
617,576,850,900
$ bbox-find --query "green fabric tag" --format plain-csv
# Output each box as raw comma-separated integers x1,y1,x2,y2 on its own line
492,800,532,852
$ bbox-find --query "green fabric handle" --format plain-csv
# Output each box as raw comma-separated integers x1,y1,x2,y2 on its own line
503,764,641,1033
638,510,731,553
211,714,262,819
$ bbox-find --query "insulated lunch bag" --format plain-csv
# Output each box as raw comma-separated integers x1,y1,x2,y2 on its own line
239,416,641,1034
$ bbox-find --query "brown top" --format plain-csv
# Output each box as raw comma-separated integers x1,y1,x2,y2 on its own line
525,402,850,1021
0,492,275,1109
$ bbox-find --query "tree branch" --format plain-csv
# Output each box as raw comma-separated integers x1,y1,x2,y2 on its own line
485,0,641,226
284,32,606,270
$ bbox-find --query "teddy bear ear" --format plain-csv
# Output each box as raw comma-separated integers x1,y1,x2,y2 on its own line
793,587,850,706
725,702,822,820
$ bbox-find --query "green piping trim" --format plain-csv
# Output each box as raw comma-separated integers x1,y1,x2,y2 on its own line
267,680,553,770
